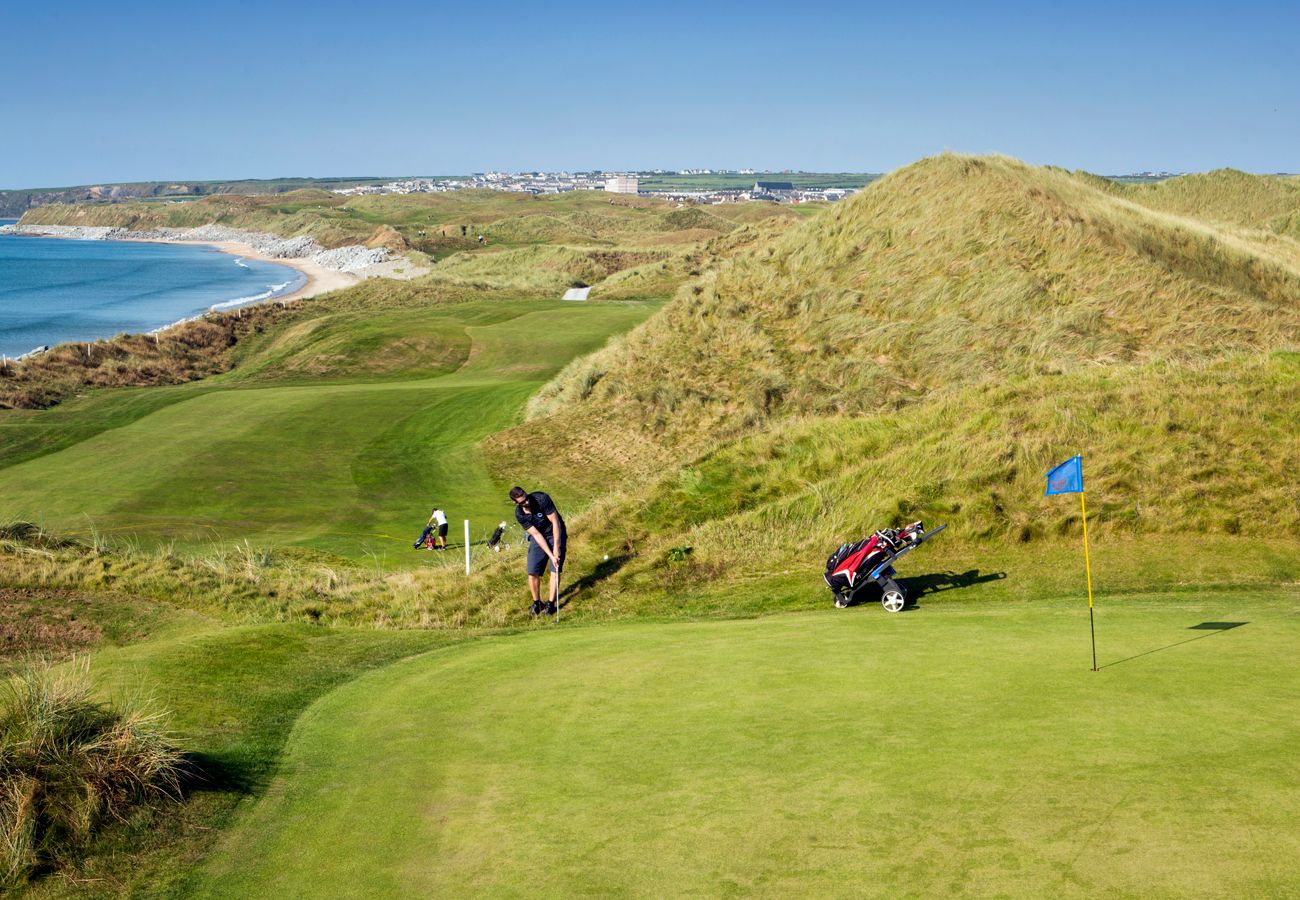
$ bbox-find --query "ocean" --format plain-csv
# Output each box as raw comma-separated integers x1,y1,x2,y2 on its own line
0,221,306,358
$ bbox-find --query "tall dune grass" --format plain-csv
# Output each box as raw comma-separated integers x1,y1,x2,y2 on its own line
0,660,183,887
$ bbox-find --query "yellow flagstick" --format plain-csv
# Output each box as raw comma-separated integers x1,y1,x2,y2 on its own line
1081,490,1097,671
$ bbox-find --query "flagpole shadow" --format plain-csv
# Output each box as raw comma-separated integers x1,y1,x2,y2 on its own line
1099,622,1247,670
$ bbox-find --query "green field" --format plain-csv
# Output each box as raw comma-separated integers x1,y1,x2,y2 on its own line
0,299,658,558
189,592,1300,897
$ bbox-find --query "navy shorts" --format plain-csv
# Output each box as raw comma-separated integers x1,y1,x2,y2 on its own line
437,523,448,537
526,528,566,576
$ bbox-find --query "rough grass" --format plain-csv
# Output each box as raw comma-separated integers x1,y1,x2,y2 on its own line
1111,167,1300,238
18,188,808,263
0,303,296,411
0,661,183,888
529,154,1300,446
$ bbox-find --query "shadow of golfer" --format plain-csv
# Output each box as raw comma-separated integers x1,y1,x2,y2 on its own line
1099,622,1248,670
558,554,632,609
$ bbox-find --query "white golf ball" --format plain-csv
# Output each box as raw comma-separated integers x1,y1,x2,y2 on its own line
604,554,610,560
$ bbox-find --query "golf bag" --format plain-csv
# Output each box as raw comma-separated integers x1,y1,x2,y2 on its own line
824,521,945,612
487,521,508,552
413,526,436,549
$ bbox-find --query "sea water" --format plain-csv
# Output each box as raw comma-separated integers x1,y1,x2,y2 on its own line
0,221,306,358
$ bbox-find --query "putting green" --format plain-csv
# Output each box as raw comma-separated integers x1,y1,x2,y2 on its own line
0,300,656,558
194,594,1300,897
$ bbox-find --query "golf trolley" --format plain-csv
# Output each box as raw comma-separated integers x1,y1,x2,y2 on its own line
823,522,947,612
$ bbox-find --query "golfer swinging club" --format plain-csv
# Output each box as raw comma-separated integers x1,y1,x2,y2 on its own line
510,486,565,617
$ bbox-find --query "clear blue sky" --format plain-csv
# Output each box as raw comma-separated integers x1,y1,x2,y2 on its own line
1,0,1295,186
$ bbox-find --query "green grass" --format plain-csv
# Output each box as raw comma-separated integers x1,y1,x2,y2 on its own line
19,622,460,897
0,299,659,559
190,587,1300,898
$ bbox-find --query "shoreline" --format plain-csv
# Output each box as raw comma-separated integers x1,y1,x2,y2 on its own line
0,228,363,358
135,237,361,303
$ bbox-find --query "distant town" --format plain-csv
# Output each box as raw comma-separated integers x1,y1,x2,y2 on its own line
331,170,867,205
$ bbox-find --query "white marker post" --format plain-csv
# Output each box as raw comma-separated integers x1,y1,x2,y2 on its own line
464,520,471,575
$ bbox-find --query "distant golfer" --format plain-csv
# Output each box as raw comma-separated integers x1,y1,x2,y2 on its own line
510,486,565,616
413,506,449,550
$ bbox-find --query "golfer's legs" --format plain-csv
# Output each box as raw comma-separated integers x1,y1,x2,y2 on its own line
527,574,542,602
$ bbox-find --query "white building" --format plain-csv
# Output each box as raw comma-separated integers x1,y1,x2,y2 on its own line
605,175,639,194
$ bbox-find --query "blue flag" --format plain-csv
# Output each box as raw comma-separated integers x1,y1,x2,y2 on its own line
1045,455,1084,495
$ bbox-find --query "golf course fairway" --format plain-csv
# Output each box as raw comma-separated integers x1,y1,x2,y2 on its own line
193,593,1300,897
0,300,656,558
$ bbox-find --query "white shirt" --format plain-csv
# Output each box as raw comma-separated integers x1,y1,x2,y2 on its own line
432,509,447,526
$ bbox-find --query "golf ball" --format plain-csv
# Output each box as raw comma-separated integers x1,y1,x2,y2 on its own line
604,554,610,560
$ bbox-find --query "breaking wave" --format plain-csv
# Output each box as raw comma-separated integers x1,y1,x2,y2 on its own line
208,280,296,311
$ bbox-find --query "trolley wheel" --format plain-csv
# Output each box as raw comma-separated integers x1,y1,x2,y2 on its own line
834,595,849,609
881,588,906,613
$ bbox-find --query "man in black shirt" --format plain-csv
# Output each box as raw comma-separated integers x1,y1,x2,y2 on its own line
510,486,567,616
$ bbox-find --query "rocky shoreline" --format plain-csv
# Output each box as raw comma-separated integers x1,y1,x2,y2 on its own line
0,222,393,275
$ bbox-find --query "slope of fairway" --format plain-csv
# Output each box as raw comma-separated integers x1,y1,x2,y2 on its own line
0,299,657,557
195,593,1300,898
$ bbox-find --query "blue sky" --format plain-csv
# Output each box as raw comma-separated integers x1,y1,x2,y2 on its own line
1,0,1295,186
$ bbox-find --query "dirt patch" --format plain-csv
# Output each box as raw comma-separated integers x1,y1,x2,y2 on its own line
0,588,107,666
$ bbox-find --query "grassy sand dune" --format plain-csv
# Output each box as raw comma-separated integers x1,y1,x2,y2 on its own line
527,155,1300,445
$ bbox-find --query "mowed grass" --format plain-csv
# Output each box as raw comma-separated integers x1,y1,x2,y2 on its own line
0,299,658,559
16,621,459,898
193,590,1300,898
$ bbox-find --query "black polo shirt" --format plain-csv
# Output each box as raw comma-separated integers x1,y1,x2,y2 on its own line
515,491,564,537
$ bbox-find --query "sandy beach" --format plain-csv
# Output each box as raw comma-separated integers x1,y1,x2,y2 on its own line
139,237,361,302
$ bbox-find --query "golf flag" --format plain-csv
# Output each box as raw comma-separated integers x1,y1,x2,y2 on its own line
1045,454,1097,670
1045,455,1083,495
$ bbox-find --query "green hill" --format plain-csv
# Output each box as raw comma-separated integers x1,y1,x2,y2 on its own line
483,154,1300,602
1116,168,1300,238
525,155,1300,447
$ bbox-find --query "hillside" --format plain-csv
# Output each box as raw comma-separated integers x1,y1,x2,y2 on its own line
0,176,428,218
521,155,1299,446
3,156,1298,895
18,189,805,259
484,154,1300,590
1116,168,1300,238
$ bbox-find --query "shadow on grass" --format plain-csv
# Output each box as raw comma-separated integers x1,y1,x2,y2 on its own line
1099,621,1248,670
179,750,262,797
897,569,1008,606
559,554,632,610
836,569,1008,610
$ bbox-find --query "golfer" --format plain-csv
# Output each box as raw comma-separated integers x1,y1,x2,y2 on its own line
413,506,449,550
430,507,449,550
510,486,565,616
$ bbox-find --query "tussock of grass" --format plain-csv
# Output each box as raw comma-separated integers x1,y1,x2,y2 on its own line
0,660,183,887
